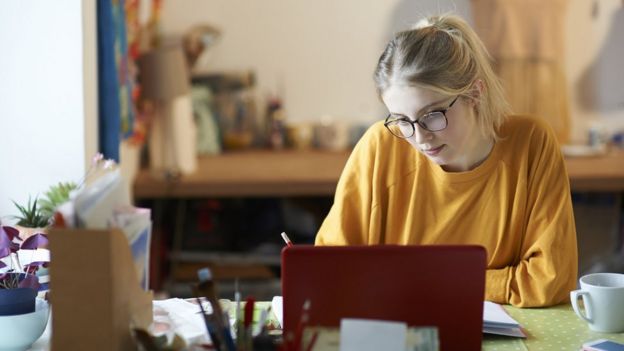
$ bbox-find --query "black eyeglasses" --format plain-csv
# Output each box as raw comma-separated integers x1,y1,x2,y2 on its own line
384,96,459,138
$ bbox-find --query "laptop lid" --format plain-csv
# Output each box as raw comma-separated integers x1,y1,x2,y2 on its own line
281,245,486,351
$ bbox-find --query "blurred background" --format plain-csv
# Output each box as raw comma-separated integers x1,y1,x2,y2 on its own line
0,0,623,299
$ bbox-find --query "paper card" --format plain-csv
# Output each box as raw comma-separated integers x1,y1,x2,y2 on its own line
271,296,284,327
302,326,438,351
339,319,406,351
483,301,520,327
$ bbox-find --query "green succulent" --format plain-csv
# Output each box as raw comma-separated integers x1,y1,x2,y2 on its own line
39,181,77,218
12,196,49,228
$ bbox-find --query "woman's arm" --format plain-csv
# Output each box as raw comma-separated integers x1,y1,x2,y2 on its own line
486,120,578,307
315,124,383,246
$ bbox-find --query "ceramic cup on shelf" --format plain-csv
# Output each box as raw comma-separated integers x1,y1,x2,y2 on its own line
570,272,624,333
314,116,349,151
286,123,313,150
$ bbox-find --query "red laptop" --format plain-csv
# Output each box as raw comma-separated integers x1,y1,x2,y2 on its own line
281,245,486,351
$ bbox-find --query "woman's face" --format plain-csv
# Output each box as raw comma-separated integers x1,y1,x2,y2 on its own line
382,85,492,172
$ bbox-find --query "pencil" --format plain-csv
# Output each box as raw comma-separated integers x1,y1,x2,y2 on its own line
281,232,293,247
304,330,319,351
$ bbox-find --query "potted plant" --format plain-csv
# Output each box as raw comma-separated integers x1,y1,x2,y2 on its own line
11,182,77,239
0,225,49,316
0,224,50,350
38,182,77,219
11,197,49,239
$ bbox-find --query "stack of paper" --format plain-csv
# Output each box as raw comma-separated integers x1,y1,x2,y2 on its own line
152,298,214,345
483,301,526,338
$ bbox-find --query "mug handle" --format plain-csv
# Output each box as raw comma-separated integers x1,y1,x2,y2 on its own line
570,290,593,323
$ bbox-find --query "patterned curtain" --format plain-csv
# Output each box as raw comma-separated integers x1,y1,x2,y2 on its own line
97,0,161,160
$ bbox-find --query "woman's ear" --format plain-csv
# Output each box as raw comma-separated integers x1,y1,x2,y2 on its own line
466,79,485,107
471,79,485,99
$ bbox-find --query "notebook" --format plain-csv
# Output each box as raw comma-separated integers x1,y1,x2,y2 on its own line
281,245,486,351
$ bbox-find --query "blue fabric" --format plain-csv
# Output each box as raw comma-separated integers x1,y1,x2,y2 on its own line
97,0,120,161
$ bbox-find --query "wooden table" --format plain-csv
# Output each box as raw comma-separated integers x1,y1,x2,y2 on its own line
134,149,624,198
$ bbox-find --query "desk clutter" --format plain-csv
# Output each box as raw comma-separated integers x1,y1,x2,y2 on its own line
140,297,440,351
134,294,533,351
46,154,154,350
141,296,624,351
0,153,155,350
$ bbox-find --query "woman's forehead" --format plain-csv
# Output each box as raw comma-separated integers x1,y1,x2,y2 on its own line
382,85,447,114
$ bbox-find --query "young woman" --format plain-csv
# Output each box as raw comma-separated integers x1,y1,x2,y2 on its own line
315,14,577,307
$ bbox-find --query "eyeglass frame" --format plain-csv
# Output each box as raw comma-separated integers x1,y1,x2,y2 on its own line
383,96,460,138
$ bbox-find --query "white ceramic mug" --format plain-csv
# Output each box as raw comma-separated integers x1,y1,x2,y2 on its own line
570,273,624,333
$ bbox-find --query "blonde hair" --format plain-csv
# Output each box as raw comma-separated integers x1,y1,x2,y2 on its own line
374,14,510,140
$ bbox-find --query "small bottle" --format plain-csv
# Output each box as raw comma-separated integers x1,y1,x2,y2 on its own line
266,97,286,149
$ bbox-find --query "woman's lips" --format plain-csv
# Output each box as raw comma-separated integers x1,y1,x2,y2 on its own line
422,144,445,156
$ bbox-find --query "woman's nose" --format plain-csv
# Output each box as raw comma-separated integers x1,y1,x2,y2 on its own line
411,124,433,144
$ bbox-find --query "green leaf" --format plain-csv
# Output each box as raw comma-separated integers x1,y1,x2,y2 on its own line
39,181,77,218
12,196,50,228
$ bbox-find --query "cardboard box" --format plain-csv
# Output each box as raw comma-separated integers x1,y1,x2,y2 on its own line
49,228,153,350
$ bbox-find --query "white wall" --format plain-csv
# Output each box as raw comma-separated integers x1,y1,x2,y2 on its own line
0,0,97,222
162,0,624,143
161,0,471,124
566,0,624,142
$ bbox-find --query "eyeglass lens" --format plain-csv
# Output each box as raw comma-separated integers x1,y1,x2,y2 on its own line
387,111,447,137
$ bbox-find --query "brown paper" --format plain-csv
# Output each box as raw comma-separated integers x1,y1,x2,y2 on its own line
49,228,153,351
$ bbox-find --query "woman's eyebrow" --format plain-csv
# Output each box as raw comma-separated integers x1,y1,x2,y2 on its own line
389,97,449,118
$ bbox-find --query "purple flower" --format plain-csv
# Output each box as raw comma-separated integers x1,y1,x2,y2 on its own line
1,226,19,241
20,233,48,250
0,227,12,259
0,228,50,290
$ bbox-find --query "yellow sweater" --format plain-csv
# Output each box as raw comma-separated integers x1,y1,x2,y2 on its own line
316,115,578,307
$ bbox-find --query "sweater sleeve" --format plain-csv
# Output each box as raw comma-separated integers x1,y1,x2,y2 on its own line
315,125,382,245
485,120,578,307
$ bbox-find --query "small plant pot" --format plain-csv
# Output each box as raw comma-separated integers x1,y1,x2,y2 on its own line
0,287,37,316
0,298,49,350
13,226,46,240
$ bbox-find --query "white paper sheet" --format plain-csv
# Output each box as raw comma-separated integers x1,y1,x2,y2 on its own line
152,298,214,345
271,296,284,328
339,318,407,351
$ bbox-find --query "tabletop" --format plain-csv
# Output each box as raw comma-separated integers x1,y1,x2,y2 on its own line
483,303,624,351
27,301,624,350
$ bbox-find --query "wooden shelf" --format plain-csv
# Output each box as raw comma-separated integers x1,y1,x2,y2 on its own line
133,148,624,199
565,149,624,191
134,149,350,198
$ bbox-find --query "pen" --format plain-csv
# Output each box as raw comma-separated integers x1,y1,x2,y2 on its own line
256,306,271,336
281,232,293,247
194,294,222,351
196,268,228,351
244,296,255,351
235,279,243,349
221,311,237,351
